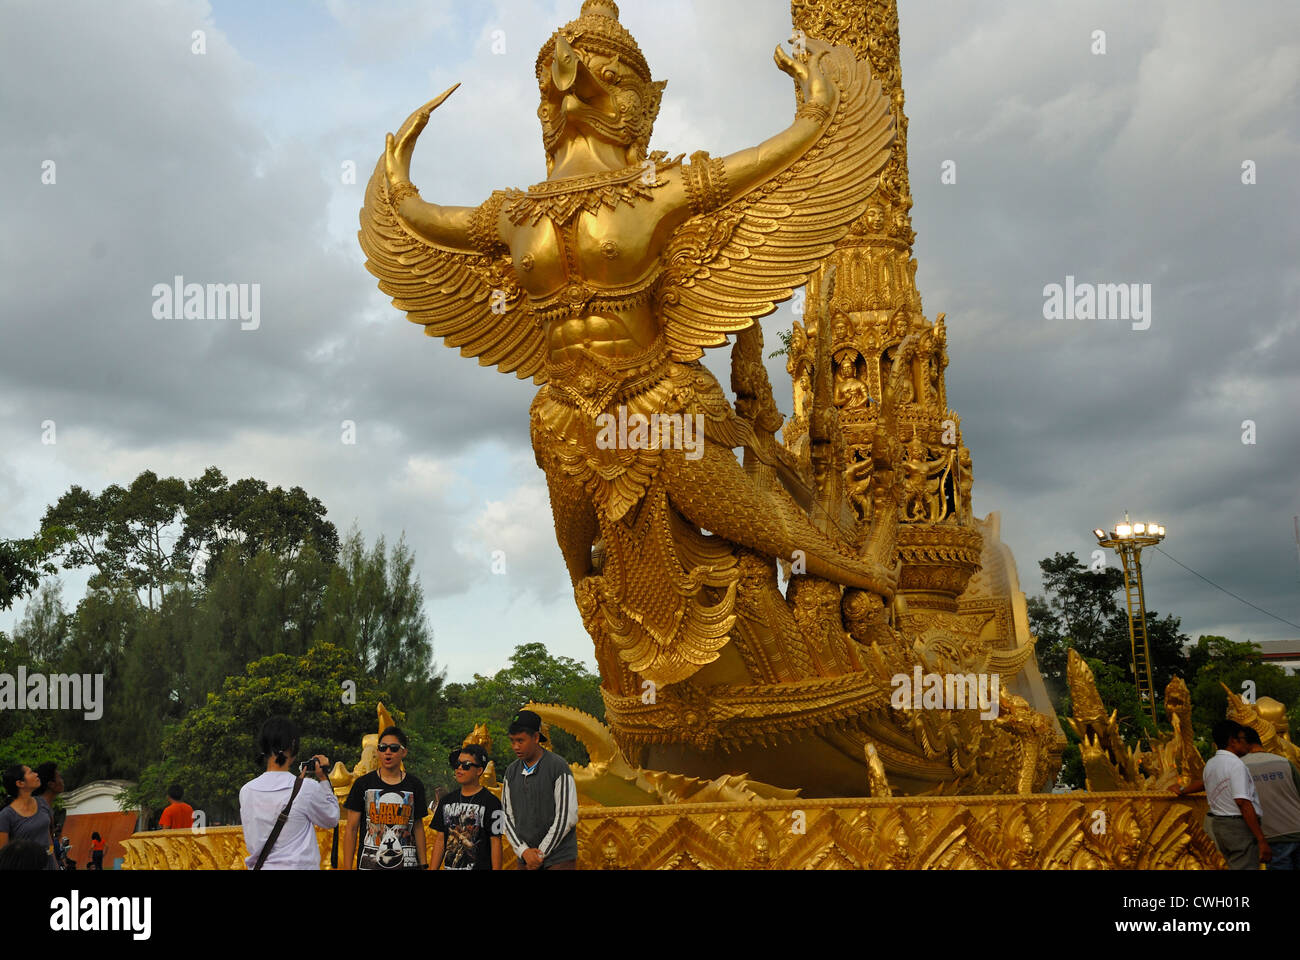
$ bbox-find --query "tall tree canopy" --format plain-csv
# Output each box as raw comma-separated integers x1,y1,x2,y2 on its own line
1027,551,1190,704
39,467,338,608
9,469,438,796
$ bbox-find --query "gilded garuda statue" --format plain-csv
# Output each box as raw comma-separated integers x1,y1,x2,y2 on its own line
361,0,1058,797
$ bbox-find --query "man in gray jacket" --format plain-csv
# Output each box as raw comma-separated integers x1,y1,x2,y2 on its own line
502,709,578,870
1242,726,1300,870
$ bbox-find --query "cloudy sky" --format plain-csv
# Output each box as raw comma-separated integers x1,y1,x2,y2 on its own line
2,0,1297,683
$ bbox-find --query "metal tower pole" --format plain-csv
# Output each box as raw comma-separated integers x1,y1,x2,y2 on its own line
1117,543,1157,725
1094,516,1165,726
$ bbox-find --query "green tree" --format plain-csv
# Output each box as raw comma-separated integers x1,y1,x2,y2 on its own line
10,580,70,661
48,587,145,783
314,528,433,687
0,725,79,790
127,643,400,823
40,472,188,609
0,528,70,614
0,628,80,781
179,467,340,578
19,469,451,800
1184,635,1300,750
39,467,339,606
1028,551,1189,706
182,544,331,704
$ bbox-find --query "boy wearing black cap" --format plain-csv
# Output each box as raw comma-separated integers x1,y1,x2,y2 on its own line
502,709,579,870
430,743,503,870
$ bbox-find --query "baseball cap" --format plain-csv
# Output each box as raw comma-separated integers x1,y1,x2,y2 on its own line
507,709,548,742
449,743,490,767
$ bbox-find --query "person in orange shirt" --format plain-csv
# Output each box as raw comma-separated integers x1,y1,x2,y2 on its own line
156,784,194,831
89,832,106,870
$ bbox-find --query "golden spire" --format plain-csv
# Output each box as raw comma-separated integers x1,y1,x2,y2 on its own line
788,0,982,617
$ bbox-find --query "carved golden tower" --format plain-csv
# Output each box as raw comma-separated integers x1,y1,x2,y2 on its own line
787,0,1060,724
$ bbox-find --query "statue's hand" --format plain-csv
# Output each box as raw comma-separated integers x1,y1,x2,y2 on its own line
774,36,836,110
385,83,460,190
873,561,900,598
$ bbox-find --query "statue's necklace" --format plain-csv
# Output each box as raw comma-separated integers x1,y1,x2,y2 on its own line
505,160,672,227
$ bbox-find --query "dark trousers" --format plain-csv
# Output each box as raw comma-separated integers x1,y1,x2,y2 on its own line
1207,814,1260,870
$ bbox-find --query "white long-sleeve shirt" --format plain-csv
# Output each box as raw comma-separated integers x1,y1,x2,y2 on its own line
239,772,340,870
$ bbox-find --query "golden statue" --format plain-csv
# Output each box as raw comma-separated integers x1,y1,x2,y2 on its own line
1065,649,1142,791
361,0,1064,798
833,352,870,410
1143,675,1205,789
112,1,1232,869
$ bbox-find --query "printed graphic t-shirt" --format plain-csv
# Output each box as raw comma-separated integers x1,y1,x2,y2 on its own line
432,788,503,870
344,771,427,870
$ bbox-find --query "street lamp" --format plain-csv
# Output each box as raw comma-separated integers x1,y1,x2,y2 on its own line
1095,513,1166,724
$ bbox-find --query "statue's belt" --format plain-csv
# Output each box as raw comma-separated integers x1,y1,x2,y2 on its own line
543,345,675,417
529,271,661,325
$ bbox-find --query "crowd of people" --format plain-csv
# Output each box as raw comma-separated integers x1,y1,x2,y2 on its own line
8,710,1294,871
0,706,578,872
239,708,577,870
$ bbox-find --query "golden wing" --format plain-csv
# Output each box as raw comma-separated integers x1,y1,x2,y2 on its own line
658,44,894,360
358,157,545,383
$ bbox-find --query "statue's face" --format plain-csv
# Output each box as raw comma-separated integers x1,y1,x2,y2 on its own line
539,37,656,162
865,206,884,231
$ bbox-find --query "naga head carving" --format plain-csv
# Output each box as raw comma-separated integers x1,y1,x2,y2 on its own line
535,0,667,172
1162,675,1191,718
1066,648,1108,724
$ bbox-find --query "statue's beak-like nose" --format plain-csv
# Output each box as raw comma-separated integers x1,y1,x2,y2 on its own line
552,35,578,93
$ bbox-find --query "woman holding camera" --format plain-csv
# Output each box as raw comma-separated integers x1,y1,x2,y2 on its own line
238,716,340,870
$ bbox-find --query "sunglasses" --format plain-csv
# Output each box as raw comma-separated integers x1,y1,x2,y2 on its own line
452,760,483,770
376,743,404,753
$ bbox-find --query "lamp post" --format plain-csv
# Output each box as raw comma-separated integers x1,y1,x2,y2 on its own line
1094,514,1166,725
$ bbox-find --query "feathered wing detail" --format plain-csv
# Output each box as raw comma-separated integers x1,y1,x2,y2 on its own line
657,44,895,361
358,156,546,383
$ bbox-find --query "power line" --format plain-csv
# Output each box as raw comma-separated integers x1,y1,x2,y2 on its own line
1151,546,1300,632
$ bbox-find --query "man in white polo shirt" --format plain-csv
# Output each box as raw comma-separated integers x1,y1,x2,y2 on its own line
1173,720,1271,869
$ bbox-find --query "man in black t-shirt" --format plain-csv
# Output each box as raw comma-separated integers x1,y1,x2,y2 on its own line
431,744,502,870
342,726,428,870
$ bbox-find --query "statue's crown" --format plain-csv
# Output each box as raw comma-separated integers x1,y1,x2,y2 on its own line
535,0,652,84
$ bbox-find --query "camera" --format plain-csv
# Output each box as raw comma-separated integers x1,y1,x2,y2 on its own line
299,757,319,775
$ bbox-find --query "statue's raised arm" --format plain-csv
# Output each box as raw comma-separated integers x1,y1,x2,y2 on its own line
381,84,480,254
359,87,544,383
656,35,894,360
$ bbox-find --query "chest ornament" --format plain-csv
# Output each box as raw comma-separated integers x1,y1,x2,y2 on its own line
504,153,680,227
